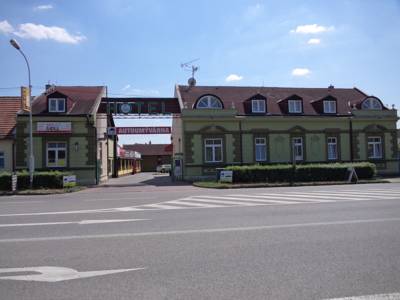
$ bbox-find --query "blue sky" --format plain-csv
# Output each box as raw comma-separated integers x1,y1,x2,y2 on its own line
1,0,399,144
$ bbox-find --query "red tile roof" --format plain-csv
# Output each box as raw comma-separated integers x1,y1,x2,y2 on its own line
21,86,105,115
0,97,21,139
123,144,172,156
177,85,378,116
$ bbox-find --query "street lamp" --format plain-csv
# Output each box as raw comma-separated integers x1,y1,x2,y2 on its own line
10,38,34,188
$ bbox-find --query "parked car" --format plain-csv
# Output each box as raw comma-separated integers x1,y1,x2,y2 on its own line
157,164,171,173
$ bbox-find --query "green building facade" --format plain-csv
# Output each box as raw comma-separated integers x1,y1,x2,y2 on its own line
172,85,399,181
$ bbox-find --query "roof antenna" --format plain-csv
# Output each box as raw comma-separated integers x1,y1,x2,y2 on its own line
181,59,199,87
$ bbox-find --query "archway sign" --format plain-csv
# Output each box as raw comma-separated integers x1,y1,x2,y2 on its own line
100,97,181,177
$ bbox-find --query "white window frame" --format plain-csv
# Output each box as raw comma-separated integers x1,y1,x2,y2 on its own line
48,98,66,113
323,100,336,114
288,100,302,113
0,151,4,169
46,142,67,167
255,137,267,162
367,136,383,159
327,137,338,160
292,137,303,161
362,98,382,110
196,96,223,109
204,138,223,163
251,99,266,113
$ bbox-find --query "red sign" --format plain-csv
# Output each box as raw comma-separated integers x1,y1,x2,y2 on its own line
116,127,171,134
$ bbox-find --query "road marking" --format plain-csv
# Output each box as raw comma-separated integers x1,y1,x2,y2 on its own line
300,191,400,199
191,195,299,204
0,218,148,228
184,197,262,206
325,292,400,299
0,217,399,243
0,266,145,282
230,194,332,203
166,200,224,208
84,196,157,202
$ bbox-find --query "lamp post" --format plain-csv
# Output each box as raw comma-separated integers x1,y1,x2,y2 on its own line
10,39,34,188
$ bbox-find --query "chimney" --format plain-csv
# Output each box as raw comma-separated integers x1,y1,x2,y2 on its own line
45,84,52,91
328,84,334,89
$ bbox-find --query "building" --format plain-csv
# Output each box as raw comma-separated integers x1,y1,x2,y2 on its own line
172,85,399,181
123,143,172,172
15,85,115,185
116,145,141,176
0,96,21,172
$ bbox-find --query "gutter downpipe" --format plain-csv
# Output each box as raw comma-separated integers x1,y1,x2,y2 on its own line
239,119,243,165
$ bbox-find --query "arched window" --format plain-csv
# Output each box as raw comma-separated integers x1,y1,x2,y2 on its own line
195,95,223,109
361,97,382,110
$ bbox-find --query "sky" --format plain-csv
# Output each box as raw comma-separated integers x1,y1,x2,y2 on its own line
1,0,399,145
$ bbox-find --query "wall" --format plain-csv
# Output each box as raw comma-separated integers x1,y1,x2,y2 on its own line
0,140,14,172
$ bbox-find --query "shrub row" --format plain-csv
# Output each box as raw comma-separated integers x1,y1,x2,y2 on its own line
223,162,376,183
0,171,73,190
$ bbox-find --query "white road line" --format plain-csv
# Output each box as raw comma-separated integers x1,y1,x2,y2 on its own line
0,218,149,227
231,194,332,203
84,196,157,202
182,197,259,206
262,193,370,201
191,195,298,204
253,193,336,202
307,191,400,198
325,292,400,299
1,217,399,243
166,200,224,208
140,203,186,210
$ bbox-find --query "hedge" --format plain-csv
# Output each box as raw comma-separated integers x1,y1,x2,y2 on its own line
224,162,376,183
0,171,73,190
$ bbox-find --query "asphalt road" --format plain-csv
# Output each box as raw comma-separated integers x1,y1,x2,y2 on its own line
0,173,400,300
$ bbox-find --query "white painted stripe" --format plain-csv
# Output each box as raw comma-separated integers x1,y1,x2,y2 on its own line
305,190,400,197
233,194,332,203
192,195,298,204
1,217,399,243
269,193,366,201
167,200,224,208
255,193,335,202
183,197,259,206
324,292,400,299
114,207,143,212
0,218,148,228
140,203,185,210
301,192,400,200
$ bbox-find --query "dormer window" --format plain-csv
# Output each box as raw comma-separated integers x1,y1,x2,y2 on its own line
251,99,266,113
288,99,302,113
361,97,382,110
196,95,223,109
323,100,336,113
49,98,66,113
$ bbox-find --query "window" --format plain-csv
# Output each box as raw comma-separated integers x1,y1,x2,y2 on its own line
0,151,4,169
327,137,338,160
196,95,223,109
47,142,67,167
255,137,267,161
362,97,382,110
288,100,302,113
48,98,66,113
323,100,336,113
367,137,383,159
204,138,223,163
292,137,303,161
251,99,266,113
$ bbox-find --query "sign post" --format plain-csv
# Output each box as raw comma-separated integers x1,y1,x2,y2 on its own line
11,173,17,192
347,167,358,183
63,175,76,188
219,170,233,183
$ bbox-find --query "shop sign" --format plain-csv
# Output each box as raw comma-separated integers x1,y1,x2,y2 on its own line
115,127,171,135
103,98,181,115
219,170,233,183
37,122,72,133
63,175,76,188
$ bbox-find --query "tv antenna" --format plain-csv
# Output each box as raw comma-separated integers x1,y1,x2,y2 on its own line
181,58,199,86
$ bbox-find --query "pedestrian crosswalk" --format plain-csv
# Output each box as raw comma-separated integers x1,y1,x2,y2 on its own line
111,188,400,212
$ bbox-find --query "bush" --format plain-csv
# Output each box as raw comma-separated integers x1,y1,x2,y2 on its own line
0,171,73,190
224,162,376,183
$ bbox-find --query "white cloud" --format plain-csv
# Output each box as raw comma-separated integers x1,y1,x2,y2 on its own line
0,20,14,34
121,84,131,91
34,4,53,11
14,23,86,44
308,38,321,45
291,68,311,76
225,74,243,82
290,24,334,34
